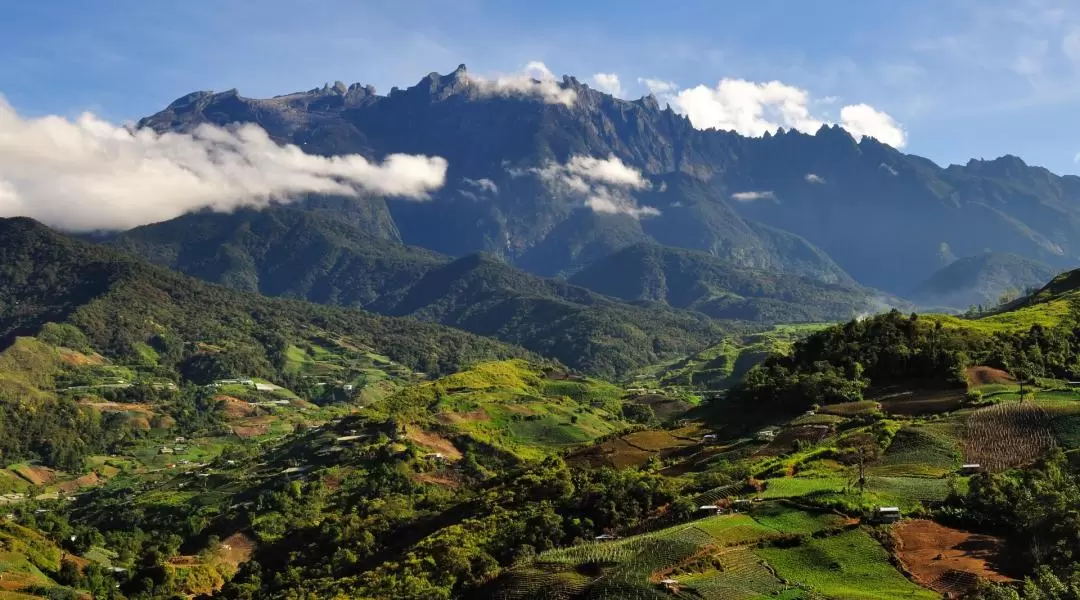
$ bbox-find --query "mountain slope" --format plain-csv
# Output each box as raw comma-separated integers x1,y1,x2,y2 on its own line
910,252,1060,309
109,207,443,306
139,66,1080,295
568,243,893,322
0,216,530,378
107,209,728,378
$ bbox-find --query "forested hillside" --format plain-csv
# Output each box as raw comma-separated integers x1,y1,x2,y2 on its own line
108,208,730,378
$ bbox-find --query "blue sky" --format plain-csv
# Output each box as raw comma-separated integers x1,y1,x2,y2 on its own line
4,0,1080,174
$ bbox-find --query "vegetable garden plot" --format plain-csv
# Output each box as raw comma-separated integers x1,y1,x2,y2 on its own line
677,548,786,600
962,402,1055,472
867,476,952,505
757,529,938,600
872,424,961,477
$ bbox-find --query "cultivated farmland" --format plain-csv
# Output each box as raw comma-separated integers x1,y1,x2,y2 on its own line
893,520,1014,595
757,529,939,600
963,402,1055,472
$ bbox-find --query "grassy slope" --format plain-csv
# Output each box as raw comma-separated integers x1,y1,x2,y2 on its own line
376,360,626,460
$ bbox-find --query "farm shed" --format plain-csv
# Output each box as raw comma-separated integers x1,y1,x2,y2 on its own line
960,463,982,475
872,506,902,523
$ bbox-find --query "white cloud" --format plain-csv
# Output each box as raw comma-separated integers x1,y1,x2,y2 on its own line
515,155,659,219
647,77,908,148
462,177,498,194
638,78,678,105
465,62,576,106
731,191,776,202
838,104,907,148
805,173,826,184
591,73,624,97
0,97,448,231
675,80,824,137
1073,152,1080,163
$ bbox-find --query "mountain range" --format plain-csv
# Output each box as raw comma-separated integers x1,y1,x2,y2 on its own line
136,65,1079,301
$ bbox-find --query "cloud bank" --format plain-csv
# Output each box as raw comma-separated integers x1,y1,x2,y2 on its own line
0,98,448,231
466,62,576,106
731,191,776,202
643,77,907,148
515,155,659,218
591,73,624,97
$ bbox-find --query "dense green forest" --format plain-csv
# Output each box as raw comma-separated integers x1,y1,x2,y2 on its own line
107,208,733,378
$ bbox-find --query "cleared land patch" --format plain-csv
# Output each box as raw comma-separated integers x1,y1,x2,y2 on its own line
893,520,1013,595
966,366,1014,388
405,425,463,460
878,389,966,416
757,426,833,457
963,402,1055,472
757,528,938,600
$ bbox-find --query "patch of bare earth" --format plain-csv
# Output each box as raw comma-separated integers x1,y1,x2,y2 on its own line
57,472,101,493
216,396,260,420
436,408,489,425
218,532,256,569
405,425,463,460
966,366,1015,388
413,472,461,489
58,349,105,366
80,401,154,415
231,424,269,439
894,520,1014,595
13,465,57,486
570,438,653,469
878,390,966,416
963,403,1055,472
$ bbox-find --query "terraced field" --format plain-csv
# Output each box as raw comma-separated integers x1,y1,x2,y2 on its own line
873,423,962,477
758,529,939,600
494,505,869,600
963,402,1055,471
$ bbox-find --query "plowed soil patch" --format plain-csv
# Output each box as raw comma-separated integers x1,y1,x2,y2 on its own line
57,472,101,493
963,403,1055,472
894,520,1014,595
966,366,1014,388
216,397,259,420
405,426,462,459
879,390,965,416
12,465,56,486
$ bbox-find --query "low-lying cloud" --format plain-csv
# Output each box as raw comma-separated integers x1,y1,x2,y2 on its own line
0,98,448,231
731,190,777,202
466,62,576,106
642,77,907,148
591,73,624,97
514,155,659,218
